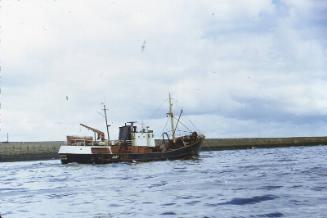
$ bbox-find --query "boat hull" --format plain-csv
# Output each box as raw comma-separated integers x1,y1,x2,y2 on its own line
59,139,202,164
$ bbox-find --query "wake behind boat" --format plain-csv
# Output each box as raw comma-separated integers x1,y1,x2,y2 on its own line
58,94,205,164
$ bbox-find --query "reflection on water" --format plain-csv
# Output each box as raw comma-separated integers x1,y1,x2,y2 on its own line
1,146,327,217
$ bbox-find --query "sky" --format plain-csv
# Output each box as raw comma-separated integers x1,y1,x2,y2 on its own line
1,0,327,141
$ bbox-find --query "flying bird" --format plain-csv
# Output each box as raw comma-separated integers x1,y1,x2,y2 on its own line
141,40,146,52
65,96,69,101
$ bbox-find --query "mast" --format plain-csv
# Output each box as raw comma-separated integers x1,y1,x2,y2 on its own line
168,93,176,143
103,104,110,141
103,104,112,154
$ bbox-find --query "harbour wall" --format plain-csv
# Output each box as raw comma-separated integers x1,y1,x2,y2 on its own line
1,136,327,162
202,137,327,151
0,142,62,162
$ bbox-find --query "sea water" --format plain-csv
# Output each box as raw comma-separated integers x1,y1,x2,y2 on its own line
1,146,327,218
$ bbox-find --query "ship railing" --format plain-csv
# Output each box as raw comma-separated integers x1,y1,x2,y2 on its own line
67,139,134,146
109,140,133,146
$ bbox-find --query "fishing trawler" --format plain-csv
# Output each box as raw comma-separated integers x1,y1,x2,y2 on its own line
58,94,204,164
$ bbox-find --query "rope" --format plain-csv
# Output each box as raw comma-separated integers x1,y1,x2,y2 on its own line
188,119,202,134
173,117,193,133
160,118,170,134
148,98,168,119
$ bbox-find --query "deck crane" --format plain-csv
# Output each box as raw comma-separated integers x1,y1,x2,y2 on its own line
80,123,105,141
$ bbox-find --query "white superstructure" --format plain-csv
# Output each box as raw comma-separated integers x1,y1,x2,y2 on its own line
59,145,92,154
131,128,155,147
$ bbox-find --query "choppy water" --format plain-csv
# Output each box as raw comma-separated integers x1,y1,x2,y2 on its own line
1,146,327,218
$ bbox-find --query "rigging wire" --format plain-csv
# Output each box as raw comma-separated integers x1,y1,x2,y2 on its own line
160,117,170,134
173,117,193,133
148,98,168,119
170,96,203,135
176,129,191,134
187,119,202,134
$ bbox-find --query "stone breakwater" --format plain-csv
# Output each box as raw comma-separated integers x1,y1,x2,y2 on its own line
1,136,327,162
0,142,62,162
202,136,327,150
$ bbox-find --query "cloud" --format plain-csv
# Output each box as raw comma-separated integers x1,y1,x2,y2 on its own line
1,0,327,140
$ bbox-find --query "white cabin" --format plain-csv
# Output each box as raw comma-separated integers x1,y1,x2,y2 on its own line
119,122,155,147
131,129,155,147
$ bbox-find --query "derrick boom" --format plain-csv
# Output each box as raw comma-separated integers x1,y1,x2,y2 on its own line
80,123,105,141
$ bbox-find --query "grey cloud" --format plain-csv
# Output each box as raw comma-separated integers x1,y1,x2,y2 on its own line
2,0,327,140
227,96,327,124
